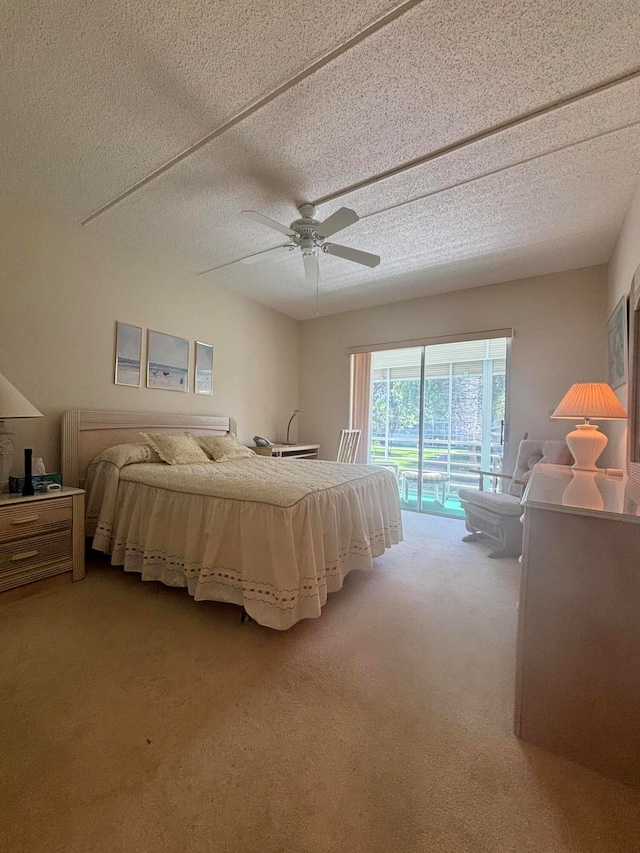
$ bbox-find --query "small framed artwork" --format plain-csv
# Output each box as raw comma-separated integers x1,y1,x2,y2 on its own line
147,330,189,392
114,322,142,387
195,341,214,395
607,295,628,390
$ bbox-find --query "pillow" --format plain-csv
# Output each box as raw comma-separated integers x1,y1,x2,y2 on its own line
540,440,574,466
90,442,163,468
140,432,211,465
195,433,256,462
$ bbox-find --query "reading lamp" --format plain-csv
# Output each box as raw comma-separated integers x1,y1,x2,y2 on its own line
283,409,301,446
551,382,627,471
0,371,43,492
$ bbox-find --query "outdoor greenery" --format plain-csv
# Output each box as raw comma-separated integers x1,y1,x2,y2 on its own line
370,368,506,510
370,355,506,519
372,371,505,444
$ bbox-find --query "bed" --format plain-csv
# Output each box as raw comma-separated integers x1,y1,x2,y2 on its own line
61,410,402,630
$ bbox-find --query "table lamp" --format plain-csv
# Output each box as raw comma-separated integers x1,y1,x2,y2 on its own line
0,371,43,491
551,382,627,471
283,409,301,445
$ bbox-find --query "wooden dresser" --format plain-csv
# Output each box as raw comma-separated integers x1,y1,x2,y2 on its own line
515,464,640,789
0,487,85,592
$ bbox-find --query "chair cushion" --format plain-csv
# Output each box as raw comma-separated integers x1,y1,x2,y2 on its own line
509,440,546,496
540,440,574,466
458,488,524,516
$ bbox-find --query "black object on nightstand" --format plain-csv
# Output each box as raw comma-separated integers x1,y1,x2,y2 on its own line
22,448,34,496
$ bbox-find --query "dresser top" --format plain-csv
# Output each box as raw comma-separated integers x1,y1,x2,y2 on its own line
523,463,640,523
0,486,84,507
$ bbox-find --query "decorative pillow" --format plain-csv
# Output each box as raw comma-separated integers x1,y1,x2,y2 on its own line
140,432,210,465
540,440,574,466
195,433,256,462
90,443,163,468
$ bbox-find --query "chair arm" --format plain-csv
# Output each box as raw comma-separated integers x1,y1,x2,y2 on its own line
474,470,512,479
471,469,513,492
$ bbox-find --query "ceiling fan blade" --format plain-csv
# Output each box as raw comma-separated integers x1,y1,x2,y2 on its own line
303,252,319,290
242,210,296,237
315,207,359,239
323,242,380,268
240,244,295,265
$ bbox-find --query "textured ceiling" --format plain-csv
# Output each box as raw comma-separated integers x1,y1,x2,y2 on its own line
2,0,640,319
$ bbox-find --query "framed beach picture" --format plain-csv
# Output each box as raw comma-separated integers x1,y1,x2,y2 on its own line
607,295,628,390
114,322,142,387
147,330,189,392
195,341,214,395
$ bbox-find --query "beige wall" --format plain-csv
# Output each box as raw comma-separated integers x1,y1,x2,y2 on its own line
0,187,614,481
605,185,640,468
299,267,606,470
0,193,300,476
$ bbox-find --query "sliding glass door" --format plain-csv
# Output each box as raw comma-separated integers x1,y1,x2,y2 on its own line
369,337,508,517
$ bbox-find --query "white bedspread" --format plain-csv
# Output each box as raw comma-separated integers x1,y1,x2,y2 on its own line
86,453,402,629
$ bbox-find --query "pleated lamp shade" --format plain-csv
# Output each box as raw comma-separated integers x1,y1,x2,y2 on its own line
0,372,43,419
551,383,627,421
551,383,627,471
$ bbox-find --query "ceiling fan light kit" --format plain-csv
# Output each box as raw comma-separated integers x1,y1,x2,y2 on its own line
241,204,381,294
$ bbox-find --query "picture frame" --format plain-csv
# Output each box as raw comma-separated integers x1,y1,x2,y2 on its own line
627,264,640,474
607,294,628,390
114,321,142,387
146,330,189,392
195,341,214,395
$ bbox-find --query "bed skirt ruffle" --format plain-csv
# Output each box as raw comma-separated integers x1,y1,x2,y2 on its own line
92,466,402,630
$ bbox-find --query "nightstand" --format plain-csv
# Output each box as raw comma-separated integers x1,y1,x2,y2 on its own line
0,487,85,592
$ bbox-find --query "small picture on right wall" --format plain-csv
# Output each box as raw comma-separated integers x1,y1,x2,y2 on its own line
608,294,628,389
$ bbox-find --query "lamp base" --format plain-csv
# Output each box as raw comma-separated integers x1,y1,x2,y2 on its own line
562,470,604,510
565,423,607,472
281,441,297,446
0,421,15,493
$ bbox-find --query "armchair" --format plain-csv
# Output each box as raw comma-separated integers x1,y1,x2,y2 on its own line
458,439,573,557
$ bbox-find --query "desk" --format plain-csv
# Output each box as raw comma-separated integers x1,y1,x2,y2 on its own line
400,469,449,504
252,444,319,459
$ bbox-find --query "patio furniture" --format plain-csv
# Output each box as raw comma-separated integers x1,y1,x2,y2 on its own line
400,469,449,505
371,460,400,481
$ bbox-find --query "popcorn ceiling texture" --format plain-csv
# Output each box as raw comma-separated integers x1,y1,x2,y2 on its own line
1,0,640,318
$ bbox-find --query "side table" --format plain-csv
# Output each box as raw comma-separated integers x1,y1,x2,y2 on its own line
0,487,85,592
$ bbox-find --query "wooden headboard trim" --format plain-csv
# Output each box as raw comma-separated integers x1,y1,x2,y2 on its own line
61,410,232,487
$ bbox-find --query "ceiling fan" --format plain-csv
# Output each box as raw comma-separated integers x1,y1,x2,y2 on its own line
240,204,380,290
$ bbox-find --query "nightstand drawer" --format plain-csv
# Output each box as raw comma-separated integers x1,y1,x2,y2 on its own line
0,531,72,577
0,499,72,542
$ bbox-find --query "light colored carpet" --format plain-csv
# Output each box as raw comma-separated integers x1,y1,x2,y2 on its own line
1,511,639,853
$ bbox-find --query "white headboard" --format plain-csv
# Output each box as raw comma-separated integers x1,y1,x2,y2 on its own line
61,410,232,488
